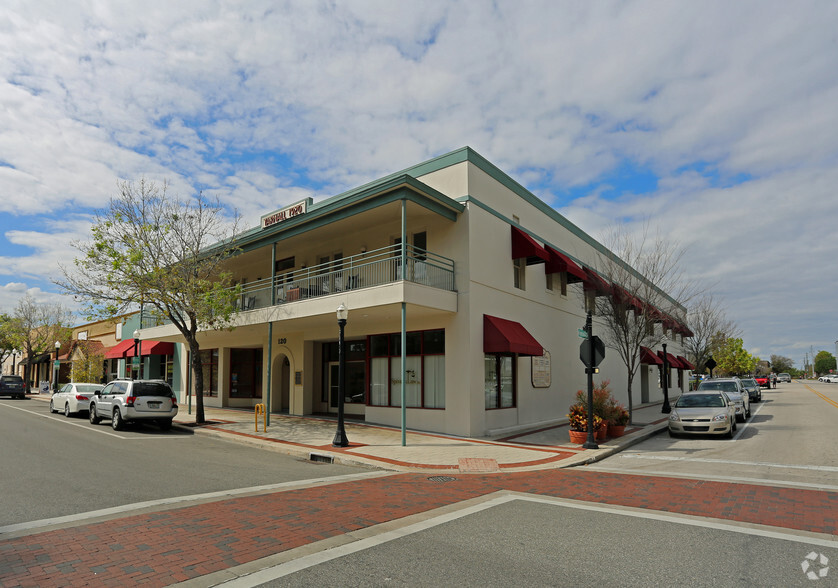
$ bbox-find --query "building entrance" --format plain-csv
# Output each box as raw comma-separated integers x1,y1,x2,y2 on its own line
327,360,366,413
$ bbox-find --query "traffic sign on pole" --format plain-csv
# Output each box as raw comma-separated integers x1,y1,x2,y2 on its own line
580,336,605,368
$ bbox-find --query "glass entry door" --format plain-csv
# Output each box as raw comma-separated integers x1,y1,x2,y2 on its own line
328,361,367,412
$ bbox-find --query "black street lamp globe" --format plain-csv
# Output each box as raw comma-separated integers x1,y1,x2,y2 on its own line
332,303,350,447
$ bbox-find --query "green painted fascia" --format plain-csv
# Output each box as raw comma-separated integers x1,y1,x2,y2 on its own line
235,176,463,254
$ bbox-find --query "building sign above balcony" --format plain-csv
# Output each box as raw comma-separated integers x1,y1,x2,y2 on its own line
260,198,312,229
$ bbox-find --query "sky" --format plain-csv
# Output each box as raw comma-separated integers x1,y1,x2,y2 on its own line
1,0,836,367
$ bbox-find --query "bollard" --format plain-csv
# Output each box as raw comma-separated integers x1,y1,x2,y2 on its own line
255,403,266,432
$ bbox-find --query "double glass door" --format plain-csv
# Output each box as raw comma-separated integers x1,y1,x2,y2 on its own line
328,361,367,411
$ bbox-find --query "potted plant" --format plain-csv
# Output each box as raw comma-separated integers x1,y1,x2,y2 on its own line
567,403,602,444
606,400,630,437
575,380,611,440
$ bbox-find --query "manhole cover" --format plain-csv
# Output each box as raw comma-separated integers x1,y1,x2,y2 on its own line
427,476,457,482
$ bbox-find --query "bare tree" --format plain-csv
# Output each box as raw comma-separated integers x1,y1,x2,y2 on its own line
7,294,73,389
683,293,740,374
588,223,699,422
57,179,242,423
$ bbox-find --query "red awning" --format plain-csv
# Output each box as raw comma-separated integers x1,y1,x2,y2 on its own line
511,226,550,266
677,356,695,370
658,351,683,369
582,267,612,295
544,246,586,283
104,339,174,359
483,315,543,356
639,346,662,365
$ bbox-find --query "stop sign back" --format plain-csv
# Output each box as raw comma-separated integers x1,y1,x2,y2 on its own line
580,336,605,368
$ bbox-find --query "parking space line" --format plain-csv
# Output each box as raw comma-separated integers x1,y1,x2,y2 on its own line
0,402,183,440
731,398,767,440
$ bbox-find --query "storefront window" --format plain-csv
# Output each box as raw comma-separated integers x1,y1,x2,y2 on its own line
230,348,263,398
201,349,218,397
369,329,444,409
485,354,515,409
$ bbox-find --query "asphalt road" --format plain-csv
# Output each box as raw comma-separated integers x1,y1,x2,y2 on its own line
0,398,366,527
587,380,838,489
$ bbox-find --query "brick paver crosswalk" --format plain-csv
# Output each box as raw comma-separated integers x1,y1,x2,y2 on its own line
1,469,836,587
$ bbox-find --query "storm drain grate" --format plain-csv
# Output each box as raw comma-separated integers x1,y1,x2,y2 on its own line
427,476,457,483
309,453,334,464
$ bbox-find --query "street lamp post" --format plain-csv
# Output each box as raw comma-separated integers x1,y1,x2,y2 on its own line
661,338,670,413
53,341,61,393
10,349,18,375
332,303,350,447
133,330,141,380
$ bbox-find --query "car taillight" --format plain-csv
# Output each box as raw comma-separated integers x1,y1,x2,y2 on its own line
76,395,89,401
171,398,178,408
126,396,136,407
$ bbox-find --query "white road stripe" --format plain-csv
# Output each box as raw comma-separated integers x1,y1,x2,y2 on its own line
210,493,838,587
615,453,838,472
0,471,391,536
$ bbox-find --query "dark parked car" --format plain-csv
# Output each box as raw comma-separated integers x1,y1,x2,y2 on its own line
0,375,26,399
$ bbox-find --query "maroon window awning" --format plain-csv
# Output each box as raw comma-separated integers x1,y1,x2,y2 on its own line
677,355,695,370
658,351,683,369
484,315,543,356
104,339,174,359
544,246,586,283
511,226,550,266
582,267,612,295
639,346,662,365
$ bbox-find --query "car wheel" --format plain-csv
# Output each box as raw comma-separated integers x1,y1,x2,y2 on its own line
732,419,737,432
49,400,56,413
726,425,734,439
89,404,101,424
112,408,124,431
159,419,172,430
64,404,71,417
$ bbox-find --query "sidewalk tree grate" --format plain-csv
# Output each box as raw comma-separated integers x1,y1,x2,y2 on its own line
427,476,457,482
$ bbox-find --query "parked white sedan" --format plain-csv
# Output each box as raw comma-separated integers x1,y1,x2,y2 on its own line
50,383,104,417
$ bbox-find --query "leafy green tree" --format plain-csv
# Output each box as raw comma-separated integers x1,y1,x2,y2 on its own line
0,313,16,370
713,337,757,376
814,350,837,376
770,354,794,374
58,179,242,423
7,295,73,388
70,340,105,384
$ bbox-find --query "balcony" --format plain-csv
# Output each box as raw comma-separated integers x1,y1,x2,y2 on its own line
141,244,455,328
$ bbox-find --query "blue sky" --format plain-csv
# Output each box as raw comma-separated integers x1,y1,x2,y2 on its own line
1,0,837,366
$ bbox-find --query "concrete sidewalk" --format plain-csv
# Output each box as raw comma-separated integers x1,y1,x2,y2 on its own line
171,403,670,473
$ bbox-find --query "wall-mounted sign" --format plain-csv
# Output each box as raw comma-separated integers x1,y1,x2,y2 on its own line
532,351,551,388
261,198,312,229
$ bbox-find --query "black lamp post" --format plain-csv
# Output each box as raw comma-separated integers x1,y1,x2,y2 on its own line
332,303,350,447
11,349,18,375
53,341,61,393
582,311,599,449
133,329,141,380
661,338,671,413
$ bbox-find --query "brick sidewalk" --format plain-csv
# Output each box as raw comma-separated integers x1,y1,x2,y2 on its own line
2,469,836,587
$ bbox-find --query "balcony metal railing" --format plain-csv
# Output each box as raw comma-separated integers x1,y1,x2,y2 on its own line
140,244,455,327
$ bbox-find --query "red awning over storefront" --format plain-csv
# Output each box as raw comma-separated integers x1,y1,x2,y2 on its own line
483,315,544,356
511,226,550,266
544,246,586,283
677,356,695,370
104,339,174,359
639,346,662,365
658,351,683,369
582,267,612,295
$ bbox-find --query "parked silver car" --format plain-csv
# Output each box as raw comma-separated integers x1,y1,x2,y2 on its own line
50,382,103,417
669,391,736,438
696,378,751,422
89,379,178,430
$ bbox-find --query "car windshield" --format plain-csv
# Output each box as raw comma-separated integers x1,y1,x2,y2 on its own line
698,381,738,392
740,379,757,386
132,382,174,397
76,384,103,393
1,376,23,383
676,394,725,408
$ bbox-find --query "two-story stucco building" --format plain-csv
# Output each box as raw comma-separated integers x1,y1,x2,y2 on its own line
139,147,692,437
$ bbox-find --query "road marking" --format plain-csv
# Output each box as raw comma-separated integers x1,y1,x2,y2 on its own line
0,471,392,536
0,401,183,439
583,467,838,492
730,398,767,440
805,384,838,409
210,492,838,587
615,453,838,472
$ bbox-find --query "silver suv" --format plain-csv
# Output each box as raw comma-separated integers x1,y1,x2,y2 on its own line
89,379,178,431
696,378,751,422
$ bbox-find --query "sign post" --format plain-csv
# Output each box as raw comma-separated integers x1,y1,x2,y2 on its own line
579,312,605,449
